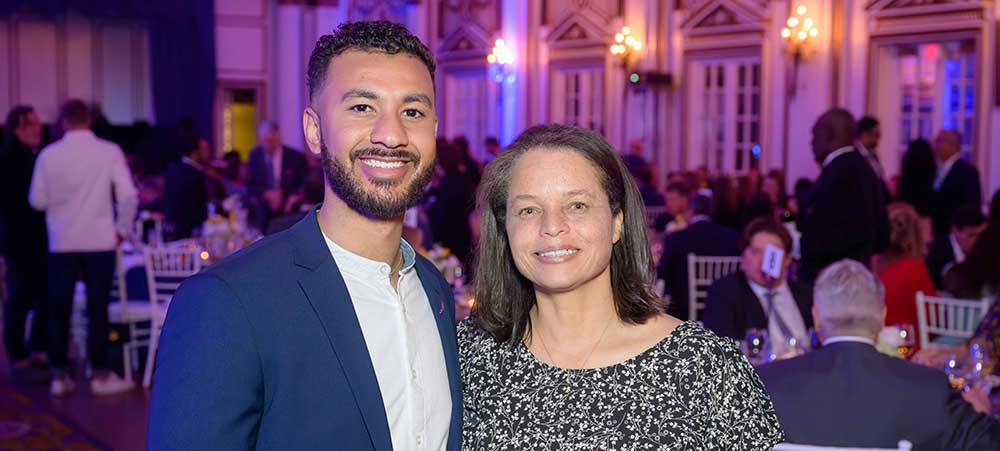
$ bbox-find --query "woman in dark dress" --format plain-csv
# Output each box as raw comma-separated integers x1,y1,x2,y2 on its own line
459,124,782,450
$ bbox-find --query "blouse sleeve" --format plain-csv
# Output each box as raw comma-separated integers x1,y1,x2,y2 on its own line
708,338,785,450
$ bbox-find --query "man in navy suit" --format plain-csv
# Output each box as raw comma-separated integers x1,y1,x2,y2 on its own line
247,121,308,230
758,260,1000,449
656,191,740,320
926,205,986,288
930,129,982,238
147,21,462,451
702,217,813,347
797,108,889,284
164,136,210,239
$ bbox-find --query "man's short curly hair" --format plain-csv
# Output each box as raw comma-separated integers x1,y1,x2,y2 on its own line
307,21,435,102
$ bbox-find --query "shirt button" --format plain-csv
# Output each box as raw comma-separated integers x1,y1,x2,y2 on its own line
416,436,423,446
411,369,418,380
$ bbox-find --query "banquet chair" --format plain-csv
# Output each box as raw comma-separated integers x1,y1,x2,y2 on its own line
108,247,153,384
915,291,991,350
142,245,203,388
686,254,741,322
773,441,912,451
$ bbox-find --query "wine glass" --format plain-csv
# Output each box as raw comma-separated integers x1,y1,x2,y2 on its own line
893,323,916,359
944,353,967,390
742,328,772,365
967,339,996,391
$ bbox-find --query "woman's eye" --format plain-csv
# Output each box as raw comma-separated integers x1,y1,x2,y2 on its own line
519,207,538,216
350,105,373,113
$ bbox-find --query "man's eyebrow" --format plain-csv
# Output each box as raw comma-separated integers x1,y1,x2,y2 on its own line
403,93,433,107
340,89,379,102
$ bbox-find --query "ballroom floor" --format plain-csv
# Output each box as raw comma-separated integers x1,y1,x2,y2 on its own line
0,343,148,451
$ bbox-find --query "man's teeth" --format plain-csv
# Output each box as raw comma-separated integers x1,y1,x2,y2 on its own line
361,159,405,169
538,249,578,258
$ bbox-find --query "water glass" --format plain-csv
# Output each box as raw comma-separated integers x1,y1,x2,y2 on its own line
743,328,772,365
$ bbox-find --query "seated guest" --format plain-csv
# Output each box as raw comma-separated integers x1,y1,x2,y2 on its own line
873,202,936,347
758,260,1000,449
164,137,211,239
247,121,307,230
943,189,1000,300
661,181,690,233
702,218,812,351
927,205,987,289
657,192,740,320
265,170,325,236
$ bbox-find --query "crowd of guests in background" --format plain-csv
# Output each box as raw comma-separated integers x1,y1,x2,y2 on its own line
1,95,1000,445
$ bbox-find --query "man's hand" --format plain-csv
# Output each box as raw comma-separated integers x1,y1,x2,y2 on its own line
263,189,283,212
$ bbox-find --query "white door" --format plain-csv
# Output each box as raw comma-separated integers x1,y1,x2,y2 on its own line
443,69,494,161
875,39,977,178
687,56,762,174
549,65,605,133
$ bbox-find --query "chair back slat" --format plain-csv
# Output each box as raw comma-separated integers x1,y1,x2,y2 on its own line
144,246,203,313
687,254,741,322
916,292,990,349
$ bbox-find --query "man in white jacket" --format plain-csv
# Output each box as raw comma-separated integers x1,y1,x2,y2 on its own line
29,99,138,397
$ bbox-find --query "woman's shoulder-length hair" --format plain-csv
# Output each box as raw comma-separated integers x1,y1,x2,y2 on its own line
470,124,663,344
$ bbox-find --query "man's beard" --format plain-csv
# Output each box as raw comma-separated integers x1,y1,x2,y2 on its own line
321,143,435,220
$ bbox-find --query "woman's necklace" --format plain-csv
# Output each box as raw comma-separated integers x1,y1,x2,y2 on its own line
536,316,615,369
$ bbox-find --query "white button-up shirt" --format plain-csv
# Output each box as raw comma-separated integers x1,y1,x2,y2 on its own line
324,234,451,451
934,153,960,191
747,279,808,352
29,129,137,252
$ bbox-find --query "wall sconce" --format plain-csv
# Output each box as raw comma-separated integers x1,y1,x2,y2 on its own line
610,26,642,69
487,39,515,84
780,5,818,98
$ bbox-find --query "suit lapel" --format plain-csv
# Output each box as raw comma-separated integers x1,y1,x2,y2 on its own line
290,215,392,451
414,258,463,451
739,273,768,329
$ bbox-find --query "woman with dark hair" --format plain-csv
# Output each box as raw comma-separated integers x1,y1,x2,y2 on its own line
459,124,782,449
897,138,937,217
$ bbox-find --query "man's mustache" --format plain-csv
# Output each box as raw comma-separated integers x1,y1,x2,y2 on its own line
350,148,420,165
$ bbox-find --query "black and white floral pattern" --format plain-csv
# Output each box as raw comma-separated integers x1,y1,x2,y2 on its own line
458,320,784,450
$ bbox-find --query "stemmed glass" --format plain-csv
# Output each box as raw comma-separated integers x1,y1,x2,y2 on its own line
742,328,772,365
893,324,916,359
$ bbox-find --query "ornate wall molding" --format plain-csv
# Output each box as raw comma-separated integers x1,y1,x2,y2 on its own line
867,0,986,36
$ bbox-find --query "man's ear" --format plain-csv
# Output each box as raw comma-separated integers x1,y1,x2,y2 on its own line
303,107,323,157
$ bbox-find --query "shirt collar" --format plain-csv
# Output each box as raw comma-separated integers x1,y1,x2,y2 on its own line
938,153,960,177
323,233,417,276
181,156,205,171
822,335,875,346
64,129,95,139
949,232,966,263
822,146,855,168
747,277,789,297
689,214,711,225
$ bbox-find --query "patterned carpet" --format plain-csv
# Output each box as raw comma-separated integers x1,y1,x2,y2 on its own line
0,389,104,451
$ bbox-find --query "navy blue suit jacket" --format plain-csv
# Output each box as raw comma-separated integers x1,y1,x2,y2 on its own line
147,212,463,451
797,149,889,284
655,220,740,320
757,342,1000,450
